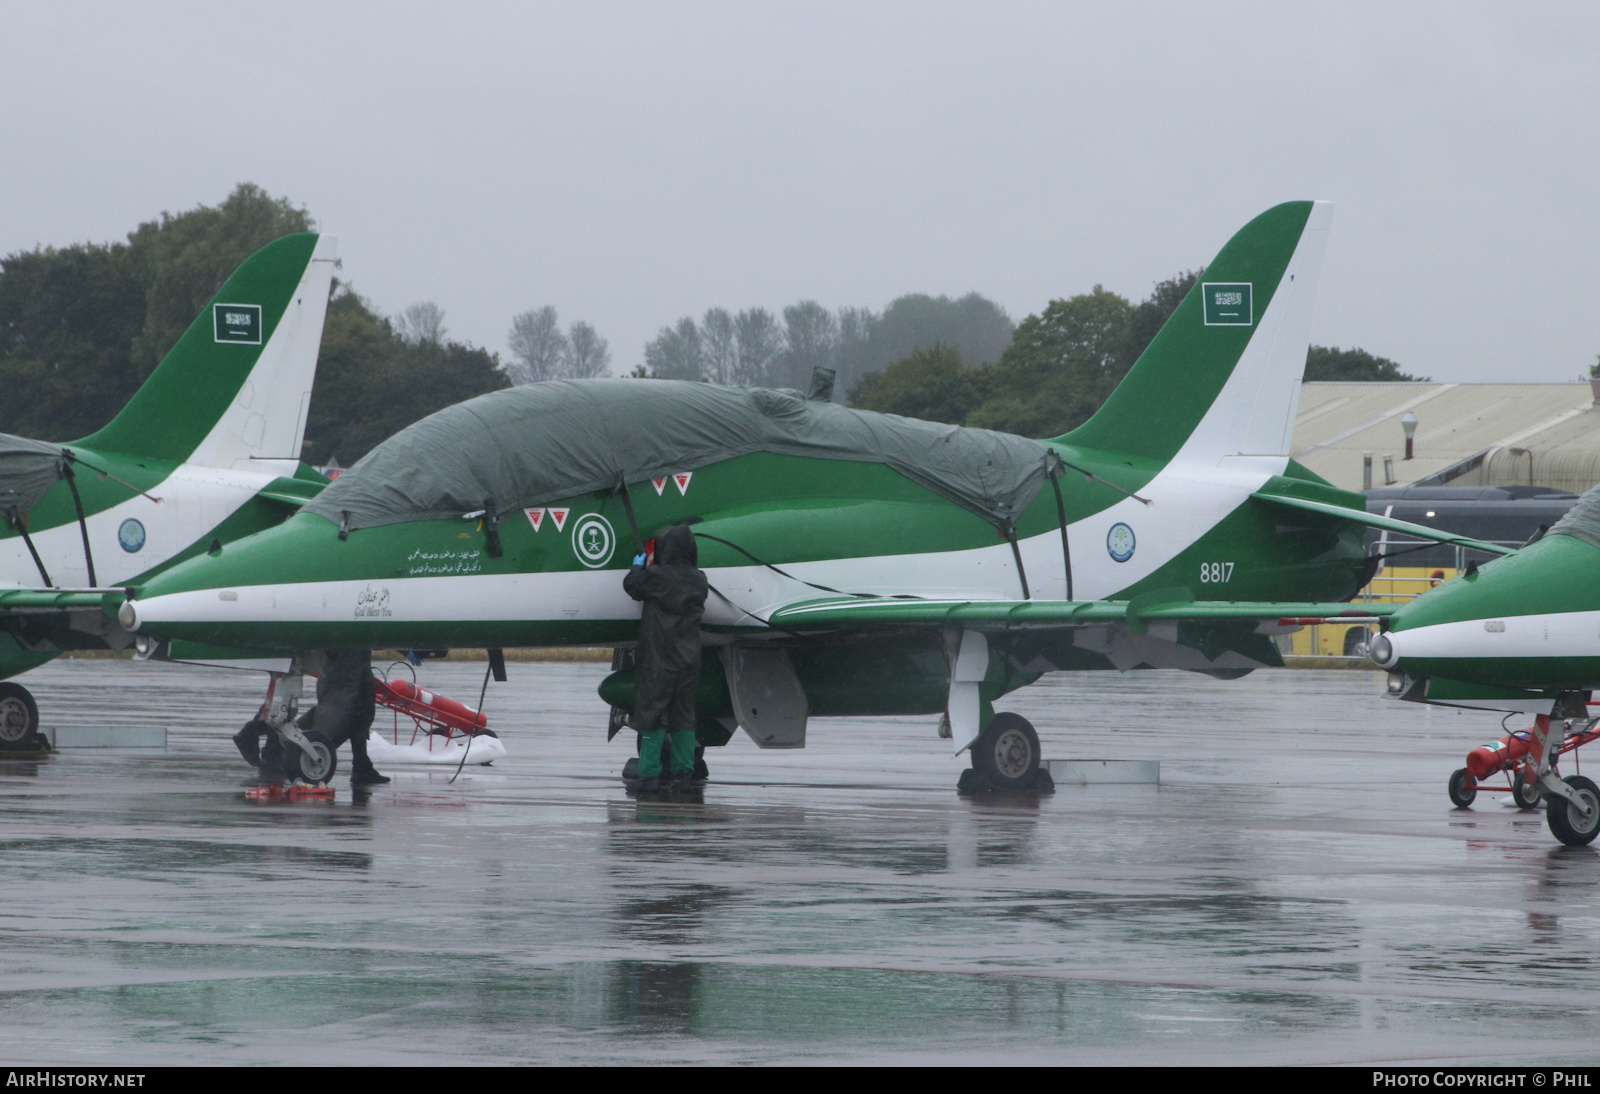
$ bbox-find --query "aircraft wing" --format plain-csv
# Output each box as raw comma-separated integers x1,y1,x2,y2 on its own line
766,596,1394,630
1250,489,1517,556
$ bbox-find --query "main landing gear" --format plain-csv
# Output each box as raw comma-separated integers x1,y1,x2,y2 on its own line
958,712,1054,794
0,682,43,752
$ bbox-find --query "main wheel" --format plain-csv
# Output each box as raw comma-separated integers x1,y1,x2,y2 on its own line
1547,775,1600,847
973,712,1041,790
1448,767,1477,808
0,683,39,750
1511,772,1542,811
1343,627,1370,658
293,731,338,784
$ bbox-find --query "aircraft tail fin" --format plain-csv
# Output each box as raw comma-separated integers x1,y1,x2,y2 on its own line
77,233,338,469
1061,201,1331,466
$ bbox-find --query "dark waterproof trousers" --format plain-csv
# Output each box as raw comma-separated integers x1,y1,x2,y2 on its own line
296,651,378,767
635,665,697,778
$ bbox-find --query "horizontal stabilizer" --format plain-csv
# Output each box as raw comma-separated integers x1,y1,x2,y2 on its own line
255,477,324,508
767,596,1394,630
1251,490,1516,556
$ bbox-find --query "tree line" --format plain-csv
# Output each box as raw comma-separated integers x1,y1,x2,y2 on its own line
0,184,508,467
0,183,1425,465
634,292,1016,397
848,277,1427,437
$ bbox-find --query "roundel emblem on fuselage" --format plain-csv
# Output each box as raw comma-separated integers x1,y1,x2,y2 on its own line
572,513,616,569
1106,522,1135,563
118,518,146,553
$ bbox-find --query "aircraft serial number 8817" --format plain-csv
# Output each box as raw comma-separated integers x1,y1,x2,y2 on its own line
119,202,1487,792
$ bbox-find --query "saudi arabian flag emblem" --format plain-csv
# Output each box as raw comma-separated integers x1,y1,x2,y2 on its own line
213,303,262,344
1202,283,1252,326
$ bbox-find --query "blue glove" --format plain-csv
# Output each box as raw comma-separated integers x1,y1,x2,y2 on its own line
632,553,647,566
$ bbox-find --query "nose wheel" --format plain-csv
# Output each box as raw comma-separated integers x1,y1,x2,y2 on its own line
1547,775,1600,847
292,731,338,785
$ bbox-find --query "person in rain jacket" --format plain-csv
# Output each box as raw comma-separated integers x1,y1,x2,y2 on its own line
622,524,709,791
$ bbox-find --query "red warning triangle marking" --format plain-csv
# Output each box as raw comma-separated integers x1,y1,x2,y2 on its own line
550,507,570,532
652,476,667,496
673,472,692,496
524,507,545,532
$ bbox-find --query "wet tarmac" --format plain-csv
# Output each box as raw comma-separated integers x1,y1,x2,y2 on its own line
2,658,1598,1065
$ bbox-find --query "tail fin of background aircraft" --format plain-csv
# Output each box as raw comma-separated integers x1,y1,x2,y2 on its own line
76,233,337,470
1062,201,1331,466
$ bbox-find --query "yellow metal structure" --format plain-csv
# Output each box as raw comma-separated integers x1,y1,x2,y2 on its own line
1283,564,1456,657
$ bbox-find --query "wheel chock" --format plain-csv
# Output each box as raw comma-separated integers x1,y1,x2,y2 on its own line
244,783,336,803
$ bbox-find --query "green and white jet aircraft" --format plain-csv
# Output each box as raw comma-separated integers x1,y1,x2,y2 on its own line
0,233,337,746
1369,486,1600,845
118,201,1491,789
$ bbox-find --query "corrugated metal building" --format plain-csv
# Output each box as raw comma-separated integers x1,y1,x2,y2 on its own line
1291,381,1600,493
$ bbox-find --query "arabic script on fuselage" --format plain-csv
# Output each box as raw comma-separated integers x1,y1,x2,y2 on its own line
403,548,484,577
355,584,392,618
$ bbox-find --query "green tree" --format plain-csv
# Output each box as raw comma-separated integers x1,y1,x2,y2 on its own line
843,272,1426,439
834,292,1013,399
124,183,315,378
1303,345,1425,382
1126,269,1201,365
0,243,147,440
0,183,314,440
965,285,1137,437
870,292,1012,364
848,343,985,424
301,285,508,466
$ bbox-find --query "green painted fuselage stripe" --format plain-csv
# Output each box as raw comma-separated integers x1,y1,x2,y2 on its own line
1393,535,1600,628
1,446,174,536
130,440,1370,652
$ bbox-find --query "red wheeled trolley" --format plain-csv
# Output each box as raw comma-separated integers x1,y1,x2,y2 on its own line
1448,715,1600,811
372,670,495,749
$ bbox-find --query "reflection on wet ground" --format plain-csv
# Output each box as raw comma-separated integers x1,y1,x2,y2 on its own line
2,660,1597,1064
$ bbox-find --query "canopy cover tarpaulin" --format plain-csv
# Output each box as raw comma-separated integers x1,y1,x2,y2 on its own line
1548,481,1600,550
305,380,1055,531
0,433,68,517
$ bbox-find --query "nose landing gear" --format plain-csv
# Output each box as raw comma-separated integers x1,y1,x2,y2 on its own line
1547,775,1600,847
1450,711,1600,846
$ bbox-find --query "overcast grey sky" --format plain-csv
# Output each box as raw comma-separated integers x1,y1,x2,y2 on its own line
2,2,1596,382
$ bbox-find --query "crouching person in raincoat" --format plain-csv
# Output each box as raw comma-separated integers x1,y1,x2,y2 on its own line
623,524,708,793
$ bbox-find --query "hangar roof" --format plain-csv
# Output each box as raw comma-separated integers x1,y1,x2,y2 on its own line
1291,382,1600,492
